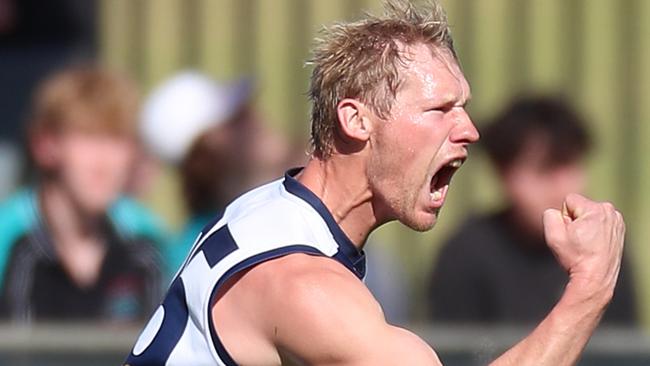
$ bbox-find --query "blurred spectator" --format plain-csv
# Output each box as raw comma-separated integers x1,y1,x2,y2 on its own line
140,71,289,277
0,0,97,197
428,96,638,325
0,65,165,323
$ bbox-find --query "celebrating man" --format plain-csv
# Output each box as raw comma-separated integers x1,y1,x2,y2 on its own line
126,1,625,365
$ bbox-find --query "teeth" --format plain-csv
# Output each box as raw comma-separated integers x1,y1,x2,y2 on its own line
431,191,442,201
448,159,463,168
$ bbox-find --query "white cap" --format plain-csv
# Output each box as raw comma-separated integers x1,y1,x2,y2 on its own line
140,71,252,163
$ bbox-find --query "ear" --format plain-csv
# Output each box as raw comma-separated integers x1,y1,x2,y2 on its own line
336,98,372,144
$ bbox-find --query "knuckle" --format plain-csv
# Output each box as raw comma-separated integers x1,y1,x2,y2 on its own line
615,210,624,221
600,201,615,214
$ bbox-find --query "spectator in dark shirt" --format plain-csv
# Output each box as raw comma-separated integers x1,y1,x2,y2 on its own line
429,96,638,325
0,65,165,323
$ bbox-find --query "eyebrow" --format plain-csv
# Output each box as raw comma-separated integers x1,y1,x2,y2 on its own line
440,94,471,108
418,89,472,109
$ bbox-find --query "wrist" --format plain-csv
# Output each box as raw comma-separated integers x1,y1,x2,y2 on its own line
562,276,614,309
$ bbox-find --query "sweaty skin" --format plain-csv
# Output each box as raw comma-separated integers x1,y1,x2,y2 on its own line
212,44,625,365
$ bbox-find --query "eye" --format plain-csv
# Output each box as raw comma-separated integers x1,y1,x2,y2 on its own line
426,104,453,114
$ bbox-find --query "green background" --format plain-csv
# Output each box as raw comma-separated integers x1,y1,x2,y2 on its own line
99,0,650,328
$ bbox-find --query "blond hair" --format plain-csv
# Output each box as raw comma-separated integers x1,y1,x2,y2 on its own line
30,65,139,137
308,0,456,158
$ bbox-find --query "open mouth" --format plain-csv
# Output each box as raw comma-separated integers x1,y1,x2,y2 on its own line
429,158,464,203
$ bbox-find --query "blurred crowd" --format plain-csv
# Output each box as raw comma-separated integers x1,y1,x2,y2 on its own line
0,0,641,330
0,63,640,329
0,65,293,323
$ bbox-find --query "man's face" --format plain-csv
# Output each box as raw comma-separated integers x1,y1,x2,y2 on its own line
503,140,587,236
367,44,479,231
37,130,136,214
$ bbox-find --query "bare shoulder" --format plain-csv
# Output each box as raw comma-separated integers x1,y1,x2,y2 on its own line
229,253,376,333
213,253,441,365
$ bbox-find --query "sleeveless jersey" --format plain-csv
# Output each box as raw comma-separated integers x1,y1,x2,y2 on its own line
125,168,366,365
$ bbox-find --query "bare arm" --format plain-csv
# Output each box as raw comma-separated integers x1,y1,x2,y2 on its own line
491,194,625,365
270,258,442,366
214,193,623,365
213,254,442,366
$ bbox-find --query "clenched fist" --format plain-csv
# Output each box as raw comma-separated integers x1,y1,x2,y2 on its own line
543,193,625,301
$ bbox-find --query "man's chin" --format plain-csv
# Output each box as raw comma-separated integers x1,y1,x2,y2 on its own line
400,210,439,232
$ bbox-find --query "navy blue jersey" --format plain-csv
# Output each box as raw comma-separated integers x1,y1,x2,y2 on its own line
126,169,366,365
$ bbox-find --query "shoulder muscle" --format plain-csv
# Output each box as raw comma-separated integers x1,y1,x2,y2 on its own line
252,254,440,365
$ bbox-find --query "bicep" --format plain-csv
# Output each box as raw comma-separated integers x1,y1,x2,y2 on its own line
366,326,442,366
273,268,441,366
279,321,440,366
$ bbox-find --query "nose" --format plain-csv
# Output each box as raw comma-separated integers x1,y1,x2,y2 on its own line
450,108,480,144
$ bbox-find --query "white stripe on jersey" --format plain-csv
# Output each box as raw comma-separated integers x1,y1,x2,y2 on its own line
125,168,366,366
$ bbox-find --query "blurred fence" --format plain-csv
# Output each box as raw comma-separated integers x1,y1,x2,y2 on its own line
0,324,648,365
100,0,650,326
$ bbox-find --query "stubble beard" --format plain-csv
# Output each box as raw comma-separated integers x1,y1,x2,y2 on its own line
389,173,440,233
368,146,439,232
400,205,439,232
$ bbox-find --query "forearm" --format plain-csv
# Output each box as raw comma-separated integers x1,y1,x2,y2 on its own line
490,280,611,366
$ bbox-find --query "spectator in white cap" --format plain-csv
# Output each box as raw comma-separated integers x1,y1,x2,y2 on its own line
140,71,289,277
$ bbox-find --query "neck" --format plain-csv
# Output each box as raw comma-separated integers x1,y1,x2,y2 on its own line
39,179,109,288
39,180,104,243
297,155,383,250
